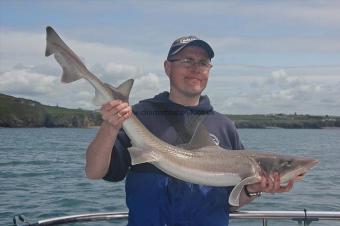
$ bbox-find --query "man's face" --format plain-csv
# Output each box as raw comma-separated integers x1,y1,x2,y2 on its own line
165,46,211,98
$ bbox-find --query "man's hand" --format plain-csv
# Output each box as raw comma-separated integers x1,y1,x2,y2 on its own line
247,172,295,194
101,100,132,130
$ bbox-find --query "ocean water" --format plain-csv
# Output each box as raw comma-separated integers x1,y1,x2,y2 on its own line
0,128,339,226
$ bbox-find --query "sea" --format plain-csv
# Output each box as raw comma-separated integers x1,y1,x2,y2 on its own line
1,128,339,226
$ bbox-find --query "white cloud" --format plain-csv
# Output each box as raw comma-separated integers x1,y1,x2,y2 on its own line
91,62,145,83
0,68,57,96
0,28,165,109
0,61,165,110
258,69,303,89
105,63,143,78
130,73,163,104
220,69,340,115
0,29,46,72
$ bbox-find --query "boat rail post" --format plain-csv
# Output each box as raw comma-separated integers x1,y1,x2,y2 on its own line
262,218,268,226
293,208,318,226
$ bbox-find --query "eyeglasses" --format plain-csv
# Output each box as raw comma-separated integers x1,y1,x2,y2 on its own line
168,58,212,70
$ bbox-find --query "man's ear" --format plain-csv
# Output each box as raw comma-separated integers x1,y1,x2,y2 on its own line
164,60,171,78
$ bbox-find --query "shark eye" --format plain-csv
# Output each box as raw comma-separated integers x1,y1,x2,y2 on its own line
280,160,292,168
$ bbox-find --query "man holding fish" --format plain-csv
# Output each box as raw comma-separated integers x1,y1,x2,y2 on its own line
85,36,296,226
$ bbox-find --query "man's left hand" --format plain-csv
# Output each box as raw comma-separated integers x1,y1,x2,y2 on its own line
246,172,295,194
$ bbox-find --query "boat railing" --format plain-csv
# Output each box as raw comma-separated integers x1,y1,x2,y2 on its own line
13,210,340,226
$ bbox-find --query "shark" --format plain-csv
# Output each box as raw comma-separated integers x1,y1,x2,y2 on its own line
45,26,318,206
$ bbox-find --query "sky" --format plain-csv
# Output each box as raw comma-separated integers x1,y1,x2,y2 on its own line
1,0,340,115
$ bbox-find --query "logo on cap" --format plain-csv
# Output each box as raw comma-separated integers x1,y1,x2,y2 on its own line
167,35,214,59
179,36,198,44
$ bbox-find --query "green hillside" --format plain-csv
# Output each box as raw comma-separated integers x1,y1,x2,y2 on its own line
1,93,339,128
0,93,101,127
227,113,340,129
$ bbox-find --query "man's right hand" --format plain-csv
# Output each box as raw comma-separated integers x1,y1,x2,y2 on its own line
101,100,132,130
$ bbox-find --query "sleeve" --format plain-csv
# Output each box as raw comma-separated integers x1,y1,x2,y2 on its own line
103,129,132,182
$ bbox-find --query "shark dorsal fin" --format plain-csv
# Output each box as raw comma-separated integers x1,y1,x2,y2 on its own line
91,79,134,106
109,79,134,103
116,79,134,100
179,119,217,150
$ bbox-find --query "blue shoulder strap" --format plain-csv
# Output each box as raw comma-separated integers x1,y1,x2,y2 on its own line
152,102,207,145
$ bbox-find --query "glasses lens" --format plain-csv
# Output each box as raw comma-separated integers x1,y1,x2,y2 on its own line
169,58,212,70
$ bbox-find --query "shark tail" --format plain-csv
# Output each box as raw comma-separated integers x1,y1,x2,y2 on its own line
45,26,58,57
45,26,135,105
45,26,88,84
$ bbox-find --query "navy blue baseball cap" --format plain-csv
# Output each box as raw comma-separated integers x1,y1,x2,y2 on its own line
167,36,214,59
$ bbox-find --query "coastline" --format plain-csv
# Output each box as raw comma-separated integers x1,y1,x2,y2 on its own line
1,93,339,129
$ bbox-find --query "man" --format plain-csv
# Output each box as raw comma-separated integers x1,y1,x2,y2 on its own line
86,36,295,226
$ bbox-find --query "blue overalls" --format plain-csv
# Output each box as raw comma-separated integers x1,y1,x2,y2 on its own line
126,172,231,226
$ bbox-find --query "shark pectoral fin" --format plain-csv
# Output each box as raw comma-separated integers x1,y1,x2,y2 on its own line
128,147,159,165
229,176,259,206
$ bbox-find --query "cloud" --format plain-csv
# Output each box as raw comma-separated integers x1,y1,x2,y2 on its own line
221,69,340,115
3,62,337,115
259,69,304,89
0,68,57,96
0,29,165,109
91,62,145,82
0,61,164,110
0,65,90,109
130,73,162,104
0,29,46,72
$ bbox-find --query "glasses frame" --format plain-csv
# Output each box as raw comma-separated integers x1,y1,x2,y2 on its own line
168,57,213,70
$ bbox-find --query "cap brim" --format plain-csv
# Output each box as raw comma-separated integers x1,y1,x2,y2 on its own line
168,39,214,59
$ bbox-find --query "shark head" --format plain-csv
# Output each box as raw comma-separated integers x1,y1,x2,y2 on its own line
254,153,318,184
229,153,318,207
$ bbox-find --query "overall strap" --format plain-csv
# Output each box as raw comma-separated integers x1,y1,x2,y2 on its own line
152,102,207,144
